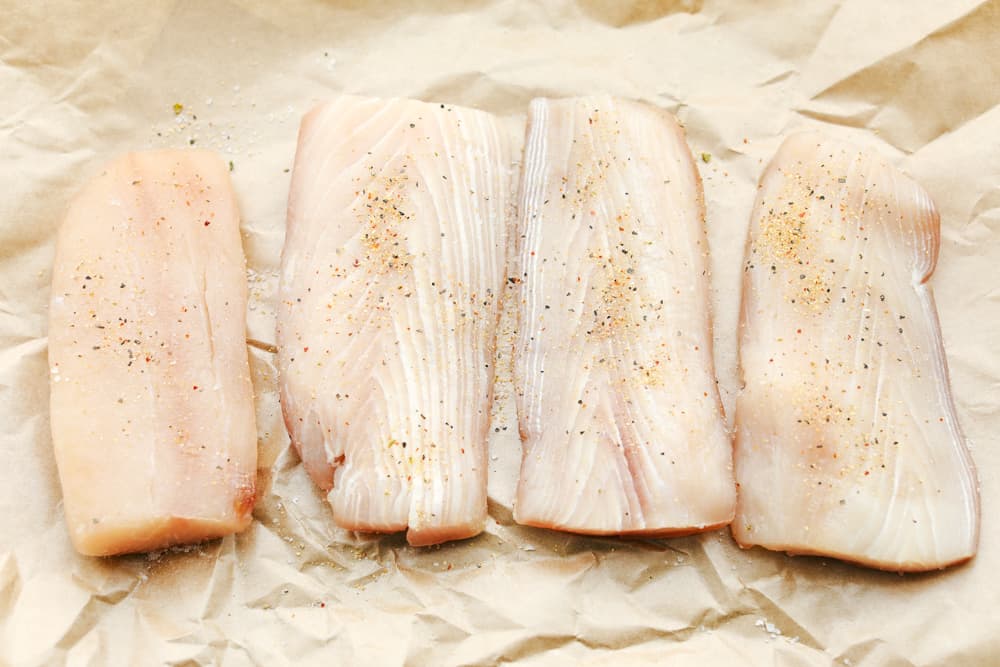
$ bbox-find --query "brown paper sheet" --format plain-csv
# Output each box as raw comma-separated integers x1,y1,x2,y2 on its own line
2,1,999,664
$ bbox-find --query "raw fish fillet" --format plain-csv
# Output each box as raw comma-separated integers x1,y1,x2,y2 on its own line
49,150,257,557
277,96,513,546
733,132,979,571
513,96,735,535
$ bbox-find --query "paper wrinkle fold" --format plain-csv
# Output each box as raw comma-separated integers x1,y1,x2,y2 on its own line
1,1,999,665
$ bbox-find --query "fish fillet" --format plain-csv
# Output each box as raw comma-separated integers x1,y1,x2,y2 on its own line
49,150,257,557
513,96,735,535
733,132,979,571
277,96,513,546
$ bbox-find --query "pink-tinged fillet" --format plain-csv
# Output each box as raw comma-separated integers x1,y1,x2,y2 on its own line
48,150,257,557
512,96,735,536
277,96,513,546
733,132,980,572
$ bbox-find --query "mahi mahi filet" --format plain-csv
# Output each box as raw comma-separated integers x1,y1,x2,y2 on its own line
733,132,979,571
277,96,514,546
49,150,257,556
513,96,735,535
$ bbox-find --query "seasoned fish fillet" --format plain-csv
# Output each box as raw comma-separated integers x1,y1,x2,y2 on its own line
513,96,735,535
733,132,979,571
49,150,257,557
278,96,513,546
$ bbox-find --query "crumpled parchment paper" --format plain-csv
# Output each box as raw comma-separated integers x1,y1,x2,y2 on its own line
2,1,998,664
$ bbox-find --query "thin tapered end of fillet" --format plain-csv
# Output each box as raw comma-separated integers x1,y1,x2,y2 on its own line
512,511,731,539
406,514,486,547
72,512,254,558
50,149,257,556
733,132,979,572
731,537,975,574
513,96,735,536
328,503,485,547
278,95,513,545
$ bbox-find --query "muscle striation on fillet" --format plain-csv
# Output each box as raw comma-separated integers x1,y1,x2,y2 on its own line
512,96,735,536
277,96,514,546
732,132,979,572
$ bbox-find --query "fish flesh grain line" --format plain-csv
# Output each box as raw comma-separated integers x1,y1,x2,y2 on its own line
733,132,979,572
49,150,257,556
512,96,736,536
277,96,514,546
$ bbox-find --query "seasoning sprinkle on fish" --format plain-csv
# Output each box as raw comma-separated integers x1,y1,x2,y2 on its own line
733,132,979,572
513,97,735,536
277,96,514,546
49,150,257,556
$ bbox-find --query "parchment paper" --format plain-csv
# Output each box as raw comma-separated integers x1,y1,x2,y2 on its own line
2,1,999,664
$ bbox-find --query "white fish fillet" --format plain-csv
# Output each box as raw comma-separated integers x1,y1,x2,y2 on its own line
733,132,979,571
277,96,513,546
513,96,735,535
49,150,257,557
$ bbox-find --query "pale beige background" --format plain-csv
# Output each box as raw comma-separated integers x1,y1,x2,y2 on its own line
1,1,998,665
